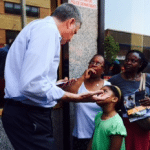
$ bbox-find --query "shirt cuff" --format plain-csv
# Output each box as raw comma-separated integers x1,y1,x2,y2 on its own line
47,85,65,102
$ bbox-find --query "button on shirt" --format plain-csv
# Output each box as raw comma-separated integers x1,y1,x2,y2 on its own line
4,16,65,108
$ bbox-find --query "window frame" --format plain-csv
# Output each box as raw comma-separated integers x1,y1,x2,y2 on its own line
4,2,39,18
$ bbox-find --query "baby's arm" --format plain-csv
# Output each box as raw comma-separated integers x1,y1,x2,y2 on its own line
110,135,123,150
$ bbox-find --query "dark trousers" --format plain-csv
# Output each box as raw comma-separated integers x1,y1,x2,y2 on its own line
72,136,90,150
2,100,57,150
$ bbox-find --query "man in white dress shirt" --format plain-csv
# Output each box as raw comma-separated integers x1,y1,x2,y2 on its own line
2,3,103,150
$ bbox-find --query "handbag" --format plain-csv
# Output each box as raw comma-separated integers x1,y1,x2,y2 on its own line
136,73,150,130
124,73,150,130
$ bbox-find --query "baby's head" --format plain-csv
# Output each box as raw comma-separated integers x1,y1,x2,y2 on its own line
96,85,123,111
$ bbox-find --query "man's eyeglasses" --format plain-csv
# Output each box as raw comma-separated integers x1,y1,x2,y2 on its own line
89,61,104,67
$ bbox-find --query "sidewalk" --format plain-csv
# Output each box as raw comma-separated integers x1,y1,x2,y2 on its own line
0,118,14,150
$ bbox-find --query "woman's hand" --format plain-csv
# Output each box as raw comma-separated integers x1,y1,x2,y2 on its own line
56,77,69,84
82,68,96,80
61,78,77,90
140,96,150,106
56,77,77,90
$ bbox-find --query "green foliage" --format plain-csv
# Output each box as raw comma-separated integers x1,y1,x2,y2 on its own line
104,35,120,63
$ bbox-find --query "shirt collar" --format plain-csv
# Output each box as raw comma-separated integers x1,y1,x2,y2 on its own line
51,17,62,41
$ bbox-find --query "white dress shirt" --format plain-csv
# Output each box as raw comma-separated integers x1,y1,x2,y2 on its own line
4,16,65,108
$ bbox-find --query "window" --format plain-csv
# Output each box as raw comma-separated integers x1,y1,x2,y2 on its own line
5,2,39,17
5,2,14,14
26,6,31,16
26,6,39,17
14,3,21,15
30,6,39,17
6,30,19,44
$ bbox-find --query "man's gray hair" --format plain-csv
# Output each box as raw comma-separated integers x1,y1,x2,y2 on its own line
51,3,82,26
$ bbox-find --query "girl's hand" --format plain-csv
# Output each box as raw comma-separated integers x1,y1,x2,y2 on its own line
140,96,150,106
82,68,96,79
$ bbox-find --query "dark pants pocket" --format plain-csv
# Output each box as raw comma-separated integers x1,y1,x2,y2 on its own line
2,103,57,150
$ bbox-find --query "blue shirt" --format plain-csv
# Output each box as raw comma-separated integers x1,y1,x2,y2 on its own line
109,73,150,97
4,16,65,108
0,45,10,77
0,45,10,53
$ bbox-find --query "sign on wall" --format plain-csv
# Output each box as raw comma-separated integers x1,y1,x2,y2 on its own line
69,0,97,9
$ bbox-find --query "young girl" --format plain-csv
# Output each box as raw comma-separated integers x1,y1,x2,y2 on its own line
88,85,127,150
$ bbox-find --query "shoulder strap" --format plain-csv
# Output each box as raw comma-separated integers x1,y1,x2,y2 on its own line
139,73,143,91
139,73,146,91
143,73,146,91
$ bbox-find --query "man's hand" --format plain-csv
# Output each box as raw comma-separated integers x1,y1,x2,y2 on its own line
92,93,110,102
61,90,104,102
77,90,105,102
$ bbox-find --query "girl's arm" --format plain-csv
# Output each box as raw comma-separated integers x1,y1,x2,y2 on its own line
110,135,123,150
87,138,93,150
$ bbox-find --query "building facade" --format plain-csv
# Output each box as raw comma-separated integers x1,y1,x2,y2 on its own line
0,0,62,47
105,29,150,62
